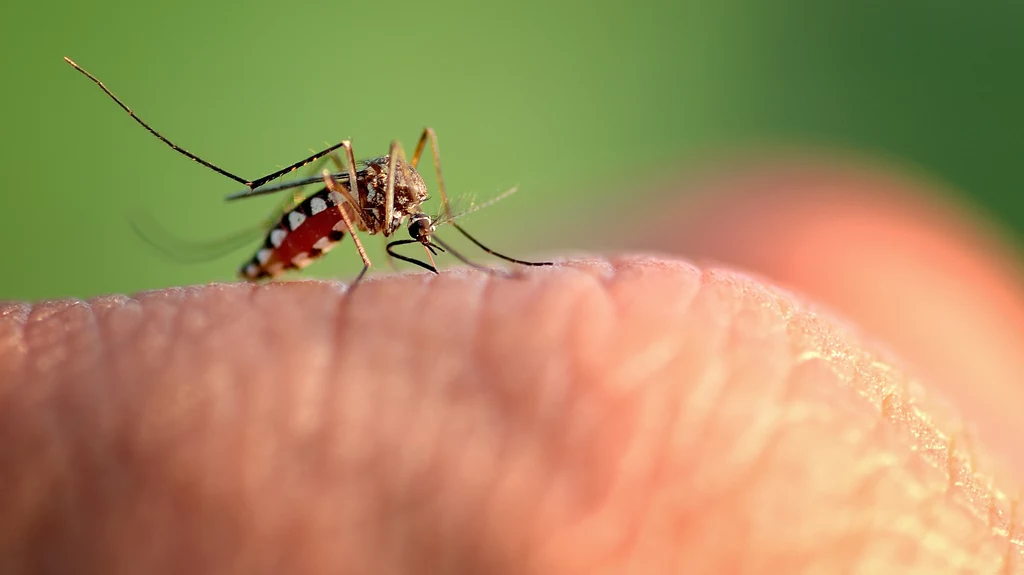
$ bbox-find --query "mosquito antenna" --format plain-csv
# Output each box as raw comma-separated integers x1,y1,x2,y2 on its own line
130,213,264,264
386,240,438,274
64,57,251,187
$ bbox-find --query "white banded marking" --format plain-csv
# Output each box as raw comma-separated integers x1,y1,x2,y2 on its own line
256,249,272,265
270,228,288,248
312,236,334,251
288,211,307,231
266,262,285,276
291,252,312,268
310,197,328,215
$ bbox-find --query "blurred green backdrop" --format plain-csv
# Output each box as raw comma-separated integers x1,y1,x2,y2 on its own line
2,1,1023,300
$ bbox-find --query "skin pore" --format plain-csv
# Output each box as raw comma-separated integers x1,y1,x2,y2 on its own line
2,161,1023,573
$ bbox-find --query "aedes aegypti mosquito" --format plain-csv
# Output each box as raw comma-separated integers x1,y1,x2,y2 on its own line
64,57,553,286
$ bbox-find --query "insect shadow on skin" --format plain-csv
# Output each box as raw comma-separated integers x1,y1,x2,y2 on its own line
65,57,554,289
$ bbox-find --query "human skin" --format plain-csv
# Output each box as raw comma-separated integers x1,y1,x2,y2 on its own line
1,162,1023,573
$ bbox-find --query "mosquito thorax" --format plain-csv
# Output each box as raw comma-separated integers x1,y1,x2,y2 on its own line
360,155,429,236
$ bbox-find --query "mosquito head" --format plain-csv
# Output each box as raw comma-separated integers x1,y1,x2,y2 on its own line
407,212,435,245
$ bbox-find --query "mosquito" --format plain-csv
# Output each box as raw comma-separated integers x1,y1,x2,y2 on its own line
64,57,553,286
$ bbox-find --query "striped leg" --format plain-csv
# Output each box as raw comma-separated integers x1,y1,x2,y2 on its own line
321,160,372,288
409,128,454,221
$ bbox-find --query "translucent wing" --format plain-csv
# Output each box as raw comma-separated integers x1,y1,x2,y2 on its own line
130,212,267,264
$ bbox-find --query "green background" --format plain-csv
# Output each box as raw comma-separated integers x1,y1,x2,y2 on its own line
2,1,1023,300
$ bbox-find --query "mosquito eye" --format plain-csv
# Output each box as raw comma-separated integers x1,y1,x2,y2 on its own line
408,219,425,240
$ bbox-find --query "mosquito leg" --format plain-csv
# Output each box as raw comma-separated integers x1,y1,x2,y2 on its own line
335,142,366,223
409,128,454,221
324,150,370,230
409,128,552,269
382,140,409,231
65,57,352,193
247,141,352,190
322,169,372,288
258,154,330,227
327,152,346,172
350,263,370,288
265,149,341,219
300,150,337,182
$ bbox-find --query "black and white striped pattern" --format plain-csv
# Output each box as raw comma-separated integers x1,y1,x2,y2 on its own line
239,188,348,280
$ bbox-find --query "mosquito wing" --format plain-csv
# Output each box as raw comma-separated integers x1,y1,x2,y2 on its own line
130,212,268,264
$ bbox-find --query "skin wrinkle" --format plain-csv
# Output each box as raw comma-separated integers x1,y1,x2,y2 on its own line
232,285,343,569
585,263,1024,568
122,288,231,572
0,303,30,393
309,285,370,573
782,299,1024,570
671,269,758,493
552,264,799,571
290,280,401,572
0,301,31,554
22,301,109,573
718,272,801,489
476,269,575,572
387,272,462,570
538,263,635,571
459,268,523,571
54,298,115,569
278,285,334,437
591,264,726,572
754,401,952,570
344,272,466,573
57,300,121,572
129,288,187,377
2,257,1024,573
640,165,1024,487
700,349,810,570
481,260,668,572
476,270,570,572
24,301,84,377
613,266,744,573
534,259,687,572
657,269,864,572
421,279,476,572
663,268,733,459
